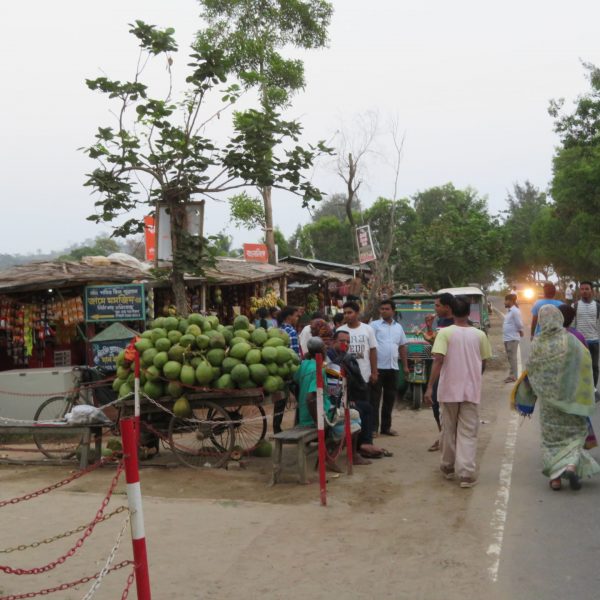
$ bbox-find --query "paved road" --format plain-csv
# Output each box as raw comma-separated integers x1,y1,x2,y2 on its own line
491,297,600,600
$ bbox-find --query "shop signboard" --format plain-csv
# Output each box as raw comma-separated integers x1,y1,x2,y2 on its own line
243,243,268,263
85,284,146,322
356,225,376,264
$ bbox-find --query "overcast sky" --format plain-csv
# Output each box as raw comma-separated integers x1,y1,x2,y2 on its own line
1,0,599,256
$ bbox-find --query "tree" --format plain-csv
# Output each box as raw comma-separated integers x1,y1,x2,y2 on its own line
501,181,548,282
403,184,503,289
548,62,600,279
58,236,120,262
311,192,361,222
85,21,325,314
296,217,354,263
199,0,333,264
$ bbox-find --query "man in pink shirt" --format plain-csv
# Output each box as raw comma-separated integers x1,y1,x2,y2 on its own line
424,296,492,488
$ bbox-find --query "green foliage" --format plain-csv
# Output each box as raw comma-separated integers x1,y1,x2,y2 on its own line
547,62,600,279
84,19,326,311
229,192,266,230
57,236,121,262
401,184,503,289
500,182,548,282
311,192,360,222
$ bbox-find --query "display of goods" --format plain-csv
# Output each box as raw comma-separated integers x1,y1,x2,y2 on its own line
131,313,295,400
249,289,280,311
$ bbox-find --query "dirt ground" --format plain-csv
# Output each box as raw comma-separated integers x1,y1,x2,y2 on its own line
0,316,513,600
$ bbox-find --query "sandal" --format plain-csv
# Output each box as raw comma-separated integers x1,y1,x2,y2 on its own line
549,478,561,491
564,469,582,491
359,449,383,459
428,439,440,452
380,448,394,457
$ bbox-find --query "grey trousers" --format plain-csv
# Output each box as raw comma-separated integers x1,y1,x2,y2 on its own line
504,340,519,379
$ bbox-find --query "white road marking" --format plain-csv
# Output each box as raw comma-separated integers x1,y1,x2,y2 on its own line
486,300,522,582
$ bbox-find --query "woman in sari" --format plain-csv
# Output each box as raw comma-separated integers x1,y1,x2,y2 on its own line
527,304,600,490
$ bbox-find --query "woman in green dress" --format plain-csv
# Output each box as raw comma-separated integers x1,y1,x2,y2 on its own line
527,304,600,491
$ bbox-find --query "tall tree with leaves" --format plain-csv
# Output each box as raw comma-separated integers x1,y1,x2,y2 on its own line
501,181,548,282
198,0,333,264
85,21,325,314
549,62,600,279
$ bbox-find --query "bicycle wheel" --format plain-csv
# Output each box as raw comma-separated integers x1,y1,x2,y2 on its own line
33,396,82,459
229,405,267,453
168,400,234,468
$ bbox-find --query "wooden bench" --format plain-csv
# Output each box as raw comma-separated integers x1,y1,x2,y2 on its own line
0,424,103,469
271,427,318,485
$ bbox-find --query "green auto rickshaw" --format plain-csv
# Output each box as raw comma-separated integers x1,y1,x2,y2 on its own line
437,286,490,332
391,292,438,409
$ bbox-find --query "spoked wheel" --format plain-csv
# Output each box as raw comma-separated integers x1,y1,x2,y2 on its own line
228,405,267,453
411,384,423,410
168,400,234,468
33,396,81,459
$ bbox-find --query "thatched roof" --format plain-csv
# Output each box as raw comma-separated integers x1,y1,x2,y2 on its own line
0,258,152,294
0,255,353,295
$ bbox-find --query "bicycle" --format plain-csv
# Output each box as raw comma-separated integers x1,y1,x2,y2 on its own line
33,366,116,459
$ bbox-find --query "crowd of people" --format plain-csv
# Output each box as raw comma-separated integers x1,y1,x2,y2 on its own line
260,292,493,488
506,281,600,491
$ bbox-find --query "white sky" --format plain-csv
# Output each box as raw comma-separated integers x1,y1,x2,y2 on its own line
1,0,599,255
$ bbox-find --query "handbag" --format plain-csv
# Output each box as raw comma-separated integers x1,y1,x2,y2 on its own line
510,370,537,417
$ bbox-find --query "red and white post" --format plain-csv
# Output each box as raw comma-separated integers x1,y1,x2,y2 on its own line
340,367,353,475
315,353,327,506
121,417,151,600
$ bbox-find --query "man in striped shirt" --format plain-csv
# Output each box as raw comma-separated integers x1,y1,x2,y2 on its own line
573,281,600,386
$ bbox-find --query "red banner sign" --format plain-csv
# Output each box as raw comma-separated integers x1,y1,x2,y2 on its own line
144,216,156,262
243,243,268,263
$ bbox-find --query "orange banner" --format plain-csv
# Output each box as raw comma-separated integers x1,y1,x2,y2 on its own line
144,215,156,262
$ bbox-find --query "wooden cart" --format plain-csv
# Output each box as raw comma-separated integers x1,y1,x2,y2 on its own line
121,388,284,468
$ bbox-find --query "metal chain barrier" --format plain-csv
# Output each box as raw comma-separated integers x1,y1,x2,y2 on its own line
0,560,133,600
80,512,130,600
0,506,128,554
120,567,136,599
0,454,118,508
0,462,124,575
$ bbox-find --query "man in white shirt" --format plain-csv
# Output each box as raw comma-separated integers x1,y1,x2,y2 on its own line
337,300,378,407
370,300,409,435
573,281,600,386
503,293,523,383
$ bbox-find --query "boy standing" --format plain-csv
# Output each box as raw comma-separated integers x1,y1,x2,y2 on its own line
424,296,492,488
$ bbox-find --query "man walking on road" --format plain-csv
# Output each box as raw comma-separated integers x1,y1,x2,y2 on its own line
565,283,575,306
424,296,492,488
503,293,523,383
370,300,410,436
530,282,562,338
573,281,600,387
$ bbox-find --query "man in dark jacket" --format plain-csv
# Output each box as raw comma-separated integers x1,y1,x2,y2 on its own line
327,330,392,459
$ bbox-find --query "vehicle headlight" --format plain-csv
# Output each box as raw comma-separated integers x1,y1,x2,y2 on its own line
523,288,535,300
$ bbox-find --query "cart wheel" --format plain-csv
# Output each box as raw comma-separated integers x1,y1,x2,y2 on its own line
168,400,234,468
411,384,423,411
229,405,267,453
33,396,81,459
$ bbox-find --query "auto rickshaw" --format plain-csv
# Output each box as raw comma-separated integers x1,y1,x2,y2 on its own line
437,286,490,332
391,292,437,409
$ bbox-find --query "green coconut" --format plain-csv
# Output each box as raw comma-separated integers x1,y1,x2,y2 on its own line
153,351,169,370
245,348,262,365
230,363,250,384
222,357,242,374
230,342,251,360
145,365,161,381
154,337,172,353
196,334,210,350
141,348,158,367
263,376,279,394
250,328,268,346
143,380,163,400
163,316,179,331
163,361,183,380
249,363,269,385
173,396,192,418
215,373,234,389
206,348,226,367
166,381,183,398
180,364,196,387
233,315,250,331
261,346,278,363
134,338,153,354
195,361,214,385
167,330,182,345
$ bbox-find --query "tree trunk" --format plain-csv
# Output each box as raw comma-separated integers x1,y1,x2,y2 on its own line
262,186,277,265
169,202,189,316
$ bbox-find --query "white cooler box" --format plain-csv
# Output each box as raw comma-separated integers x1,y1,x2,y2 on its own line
0,367,81,422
